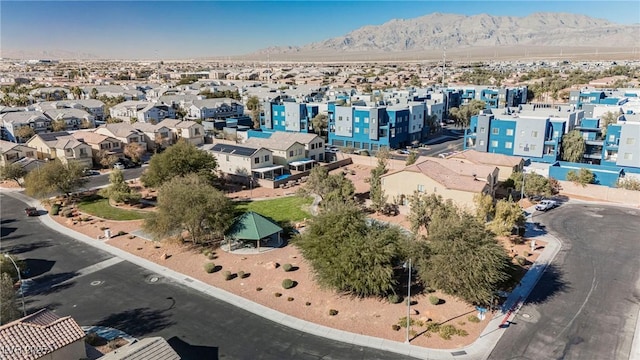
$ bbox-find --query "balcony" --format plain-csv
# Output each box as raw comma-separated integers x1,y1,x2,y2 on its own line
583,152,602,159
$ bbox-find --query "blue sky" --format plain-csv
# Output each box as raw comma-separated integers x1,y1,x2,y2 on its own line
1,1,638,59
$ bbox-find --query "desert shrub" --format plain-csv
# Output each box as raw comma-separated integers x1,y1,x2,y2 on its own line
523,250,532,257
516,256,527,266
456,328,469,337
208,253,217,260
223,270,232,280
397,316,416,328
387,294,403,304
274,292,282,297
256,287,263,291
409,329,418,338
100,226,108,231
329,309,339,316
282,278,294,289
439,324,457,340
287,297,294,302
62,210,73,218
305,302,311,306
202,249,211,256
429,295,440,305
392,324,401,331
424,321,441,333
238,271,246,279
204,263,216,273
51,204,61,215
467,315,481,323
117,230,126,236
283,263,293,272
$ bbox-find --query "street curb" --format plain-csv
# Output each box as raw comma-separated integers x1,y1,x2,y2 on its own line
2,190,562,360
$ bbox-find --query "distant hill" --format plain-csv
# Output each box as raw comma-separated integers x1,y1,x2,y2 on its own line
249,12,639,61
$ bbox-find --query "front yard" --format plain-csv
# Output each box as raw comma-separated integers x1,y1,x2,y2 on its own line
77,195,149,221
234,196,313,224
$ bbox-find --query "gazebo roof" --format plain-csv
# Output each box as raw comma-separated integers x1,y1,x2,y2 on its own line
226,211,283,240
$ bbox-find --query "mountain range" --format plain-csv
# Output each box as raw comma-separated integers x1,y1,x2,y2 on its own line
253,12,639,57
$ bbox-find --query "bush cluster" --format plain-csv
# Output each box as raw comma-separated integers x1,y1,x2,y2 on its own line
282,263,293,272
429,295,440,305
282,278,295,289
328,309,339,316
204,263,216,273
223,271,232,280
387,294,403,304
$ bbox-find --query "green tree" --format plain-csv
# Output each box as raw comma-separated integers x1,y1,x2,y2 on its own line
294,201,406,297
449,100,486,128
300,166,355,205
426,114,440,135
23,160,88,198
407,192,457,235
367,150,389,212
487,199,525,236
473,193,495,222
1,273,21,324
405,151,418,166
143,174,234,245
0,162,27,186
246,96,261,129
94,149,118,169
99,169,141,204
51,119,66,132
566,168,595,187
311,113,328,136
420,211,512,305
90,88,98,99
141,140,218,188
600,111,619,137
124,142,145,164
561,130,586,163
14,126,35,141
616,177,640,191
509,172,553,198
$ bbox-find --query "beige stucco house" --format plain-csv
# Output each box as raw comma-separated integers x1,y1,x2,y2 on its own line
26,131,93,168
203,143,279,180
157,119,205,146
71,130,122,156
381,158,499,212
94,123,147,149
0,309,87,360
0,140,37,166
264,132,325,162
132,122,173,151
446,149,523,182
244,136,308,168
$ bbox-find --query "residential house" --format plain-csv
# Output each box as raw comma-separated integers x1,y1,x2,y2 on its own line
132,122,173,151
98,337,181,360
187,98,244,121
109,101,176,123
95,123,147,149
32,99,106,121
446,149,524,181
203,143,281,180
0,309,86,360
0,111,52,142
71,130,122,157
26,131,93,168
156,119,204,145
0,139,37,166
43,108,95,131
247,131,325,162
244,136,308,169
381,157,499,212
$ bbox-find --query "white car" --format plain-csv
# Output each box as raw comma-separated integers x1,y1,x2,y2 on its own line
535,199,558,211
113,162,125,170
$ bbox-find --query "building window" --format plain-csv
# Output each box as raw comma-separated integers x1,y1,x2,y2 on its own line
624,153,633,160
491,140,498,147
264,155,269,162
338,116,343,121
225,155,229,161
417,184,424,192
608,135,615,142
194,128,200,135
505,142,513,149
553,131,559,138
364,128,369,134
289,150,294,157
531,131,538,138
520,130,525,136
355,127,360,133
355,117,360,123
479,140,485,146
530,144,536,151
492,128,499,135
480,127,485,133
254,157,259,164
506,129,514,136
26,151,34,157
626,138,636,145
364,117,369,123
273,111,278,116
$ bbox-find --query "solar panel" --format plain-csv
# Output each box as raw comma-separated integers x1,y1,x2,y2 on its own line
211,143,258,157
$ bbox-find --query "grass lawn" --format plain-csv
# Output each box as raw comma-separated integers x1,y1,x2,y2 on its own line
234,196,313,224
77,196,148,221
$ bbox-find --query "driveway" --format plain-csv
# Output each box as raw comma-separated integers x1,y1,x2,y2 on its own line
489,203,640,360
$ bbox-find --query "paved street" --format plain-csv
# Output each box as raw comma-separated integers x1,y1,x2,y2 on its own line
489,203,640,360
0,193,415,360
390,128,465,161
84,166,146,189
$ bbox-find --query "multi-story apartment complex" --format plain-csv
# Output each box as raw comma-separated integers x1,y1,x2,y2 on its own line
260,99,318,133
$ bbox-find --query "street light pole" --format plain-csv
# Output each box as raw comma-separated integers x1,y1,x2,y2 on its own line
404,258,412,344
4,254,26,317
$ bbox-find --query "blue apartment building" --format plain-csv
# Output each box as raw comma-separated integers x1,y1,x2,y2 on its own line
459,86,528,109
260,99,318,133
464,107,582,163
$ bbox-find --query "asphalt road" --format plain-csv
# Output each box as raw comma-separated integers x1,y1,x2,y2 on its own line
390,128,465,161
0,193,416,360
84,166,146,189
489,203,640,360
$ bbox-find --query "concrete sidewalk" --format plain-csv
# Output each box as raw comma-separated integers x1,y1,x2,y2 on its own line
3,190,562,360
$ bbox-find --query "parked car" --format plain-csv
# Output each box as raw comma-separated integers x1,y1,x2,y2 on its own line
397,150,410,155
25,207,38,216
82,168,100,177
535,199,558,211
113,162,125,170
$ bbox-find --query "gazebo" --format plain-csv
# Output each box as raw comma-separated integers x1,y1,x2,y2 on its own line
225,211,283,253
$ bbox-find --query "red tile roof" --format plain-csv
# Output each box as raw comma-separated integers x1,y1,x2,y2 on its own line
0,309,85,360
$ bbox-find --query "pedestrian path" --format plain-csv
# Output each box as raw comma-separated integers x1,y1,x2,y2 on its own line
3,190,563,360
